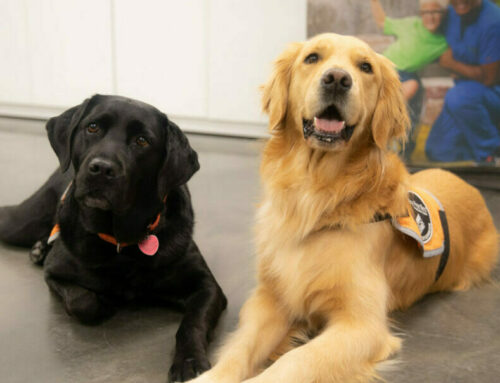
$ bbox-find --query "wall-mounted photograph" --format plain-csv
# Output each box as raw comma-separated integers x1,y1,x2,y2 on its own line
308,0,500,171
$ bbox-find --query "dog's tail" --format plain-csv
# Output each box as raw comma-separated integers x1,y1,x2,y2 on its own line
267,324,315,364
0,169,69,247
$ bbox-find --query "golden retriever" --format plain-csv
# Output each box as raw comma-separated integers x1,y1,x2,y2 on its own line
187,34,499,383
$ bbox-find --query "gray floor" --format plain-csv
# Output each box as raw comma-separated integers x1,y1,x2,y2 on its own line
0,124,499,383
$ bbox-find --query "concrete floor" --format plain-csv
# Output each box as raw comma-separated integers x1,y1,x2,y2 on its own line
0,122,499,383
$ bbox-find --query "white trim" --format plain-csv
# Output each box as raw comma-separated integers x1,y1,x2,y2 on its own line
0,104,64,120
172,116,268,138
0,104,269,138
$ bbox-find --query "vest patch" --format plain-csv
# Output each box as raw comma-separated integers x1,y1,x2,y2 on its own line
392,188,449,259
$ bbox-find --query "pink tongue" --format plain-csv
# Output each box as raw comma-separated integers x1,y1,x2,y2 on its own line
314,117,345,133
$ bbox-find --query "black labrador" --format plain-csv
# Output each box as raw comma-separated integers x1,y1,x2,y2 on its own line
0,94,227,382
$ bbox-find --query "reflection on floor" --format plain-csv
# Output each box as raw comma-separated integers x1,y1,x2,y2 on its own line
0,126,499,383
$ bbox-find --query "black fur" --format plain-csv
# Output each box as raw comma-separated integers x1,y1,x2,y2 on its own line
0,95,227,382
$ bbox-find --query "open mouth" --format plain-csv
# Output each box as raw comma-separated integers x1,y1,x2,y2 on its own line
303,104,355,144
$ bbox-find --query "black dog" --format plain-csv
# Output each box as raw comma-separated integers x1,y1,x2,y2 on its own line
0,95,227,382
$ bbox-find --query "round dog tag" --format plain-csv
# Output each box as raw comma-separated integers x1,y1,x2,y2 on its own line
138,235,159,256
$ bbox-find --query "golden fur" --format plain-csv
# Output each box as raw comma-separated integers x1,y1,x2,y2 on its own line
188,34,498,383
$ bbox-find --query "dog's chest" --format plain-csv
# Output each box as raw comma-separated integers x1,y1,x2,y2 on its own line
52,246,159,300
258,231,355,319
257,203,389,319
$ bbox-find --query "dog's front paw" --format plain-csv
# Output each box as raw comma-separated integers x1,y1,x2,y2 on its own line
169,356,211,383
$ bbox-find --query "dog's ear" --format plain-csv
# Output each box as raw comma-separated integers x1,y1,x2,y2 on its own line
157,117,199,198
46,95,97,171
371,55,410,150
261,42,302,131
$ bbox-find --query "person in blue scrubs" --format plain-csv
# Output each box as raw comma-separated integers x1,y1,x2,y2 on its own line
425,0,500,164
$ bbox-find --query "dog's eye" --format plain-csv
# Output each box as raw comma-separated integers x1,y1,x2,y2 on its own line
359,62,373,74
136,136,149,147
87,123,100,134
304,53,319,64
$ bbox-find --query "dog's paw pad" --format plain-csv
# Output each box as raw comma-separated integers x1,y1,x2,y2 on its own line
29,239,50,265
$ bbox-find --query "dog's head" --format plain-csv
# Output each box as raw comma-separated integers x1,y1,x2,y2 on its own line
46,95,199,214
262,33,409,152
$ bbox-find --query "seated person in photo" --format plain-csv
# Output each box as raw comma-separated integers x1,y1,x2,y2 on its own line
370,0,448,160
426,0,500,164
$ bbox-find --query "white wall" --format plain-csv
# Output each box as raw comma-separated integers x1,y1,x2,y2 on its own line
114,0,208,118
0,0,307,136
0,0,113,107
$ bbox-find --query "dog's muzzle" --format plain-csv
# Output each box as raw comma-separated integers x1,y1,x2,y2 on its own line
75,157,126,211
303,68,356,145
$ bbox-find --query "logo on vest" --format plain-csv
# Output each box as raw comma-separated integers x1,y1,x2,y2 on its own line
408,191,432,243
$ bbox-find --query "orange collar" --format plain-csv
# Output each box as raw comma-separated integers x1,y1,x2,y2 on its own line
96,212,161,252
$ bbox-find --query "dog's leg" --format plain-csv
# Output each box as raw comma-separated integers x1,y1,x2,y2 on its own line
169,278,227,383
187,287,290,383
45,277,116,325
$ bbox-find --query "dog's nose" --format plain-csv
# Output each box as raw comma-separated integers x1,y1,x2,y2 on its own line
321,69,352,93
88,158,120,179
